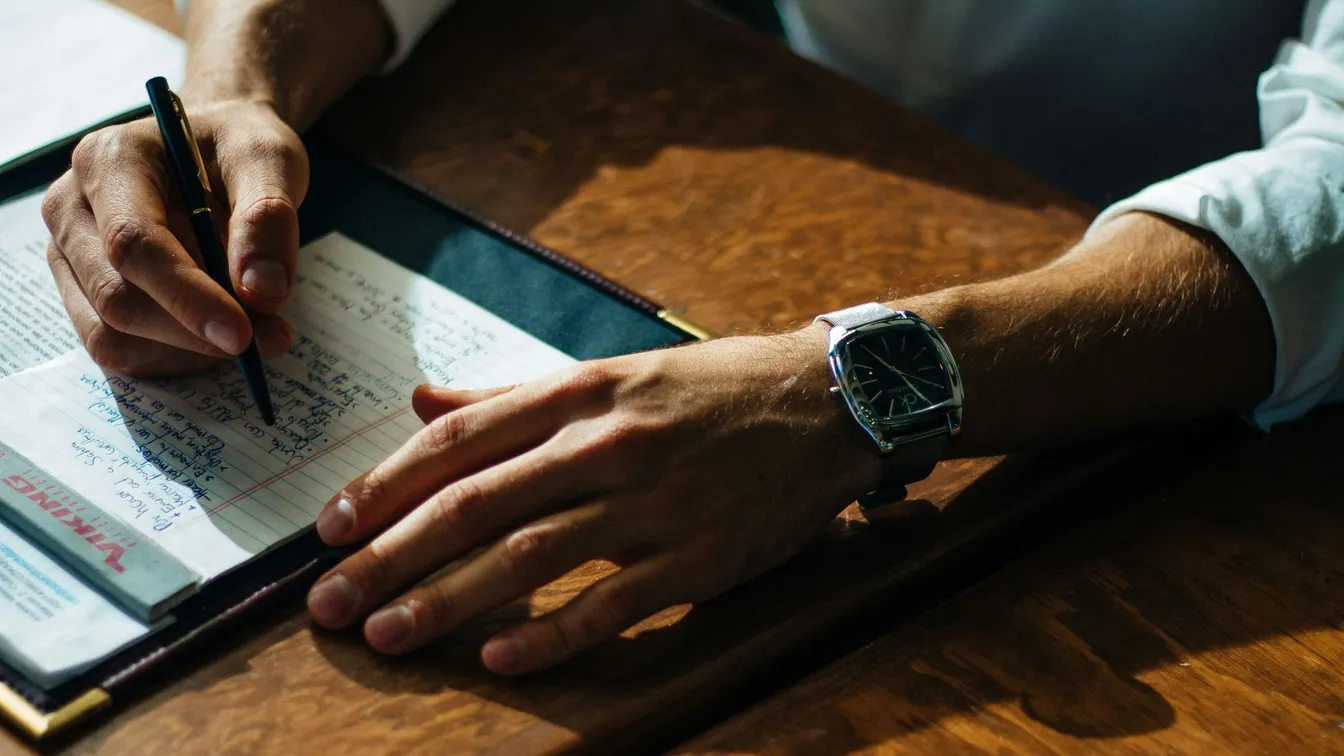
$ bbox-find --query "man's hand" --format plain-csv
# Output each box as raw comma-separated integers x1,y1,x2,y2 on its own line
305,212,1277,675
306,329,882,675
42,100,306,376
40,0,392,377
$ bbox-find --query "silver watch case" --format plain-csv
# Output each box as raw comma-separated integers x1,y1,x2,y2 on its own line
824,312,964,453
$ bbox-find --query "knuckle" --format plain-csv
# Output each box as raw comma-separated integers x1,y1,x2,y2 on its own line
421,411,470,453
588,582,638,635
88,275,139,332
355,467,396,508
83,324,129,373
159,276,198,326
70,131,107,174
102,217,149,272
238,131,293,162
410,586,454,633
543,617,579,660
502,524,566,583
546,361,619,404
234,193,297,231
578,417,655,470
430,478,488,535
356,540,399,595
40,177,72,230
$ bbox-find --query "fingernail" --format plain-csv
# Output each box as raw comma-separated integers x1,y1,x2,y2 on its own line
307,574,358,626
316,498,354,542
482,636,526,672
365,604,415,651
241,258,289,300
204,320,245,354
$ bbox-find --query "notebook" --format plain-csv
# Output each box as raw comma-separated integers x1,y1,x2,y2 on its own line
0,142,702,739
0,0,184,171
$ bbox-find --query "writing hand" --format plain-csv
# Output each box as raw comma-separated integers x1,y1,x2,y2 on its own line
41,99,303,376
306,327,882,674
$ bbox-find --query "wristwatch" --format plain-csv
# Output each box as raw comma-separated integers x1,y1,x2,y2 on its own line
815,303,963,511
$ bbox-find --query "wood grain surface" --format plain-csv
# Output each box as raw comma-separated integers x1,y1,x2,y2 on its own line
0,1,1132,754
682,406,1344,755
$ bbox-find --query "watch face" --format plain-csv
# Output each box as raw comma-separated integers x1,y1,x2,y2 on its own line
841,326,953,422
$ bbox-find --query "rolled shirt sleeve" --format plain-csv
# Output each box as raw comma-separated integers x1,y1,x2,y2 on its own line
375,0,458,70
1089,0,1344,429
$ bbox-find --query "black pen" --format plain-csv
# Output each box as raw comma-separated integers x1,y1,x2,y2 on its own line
145,76,275,426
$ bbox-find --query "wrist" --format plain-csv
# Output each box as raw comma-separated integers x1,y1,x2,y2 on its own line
179,0,391,131
178,84,288,125
778,323,888,500
809,296,972,498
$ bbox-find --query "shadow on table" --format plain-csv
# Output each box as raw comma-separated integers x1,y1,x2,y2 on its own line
292,1,1338,750
675,406,1344,752
319,0,1094,240
298,411,1344,753
294,412,1321,753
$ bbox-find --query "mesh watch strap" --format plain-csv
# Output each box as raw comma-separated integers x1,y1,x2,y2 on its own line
814,303,898,330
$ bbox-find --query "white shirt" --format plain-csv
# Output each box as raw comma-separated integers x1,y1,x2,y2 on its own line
377,0,1344,429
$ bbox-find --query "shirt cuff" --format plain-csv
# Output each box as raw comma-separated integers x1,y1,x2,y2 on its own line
1087,137,1344,430
376,0,458,72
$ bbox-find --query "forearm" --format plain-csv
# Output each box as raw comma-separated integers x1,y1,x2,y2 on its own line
180,0,390,129
888,211,1275,456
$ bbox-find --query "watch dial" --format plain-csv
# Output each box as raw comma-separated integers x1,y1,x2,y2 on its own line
843,329,951,420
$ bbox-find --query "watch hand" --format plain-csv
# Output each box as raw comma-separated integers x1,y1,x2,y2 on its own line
894,370,944,390
860,345,899,373
861,346,930,404
895,372,930,405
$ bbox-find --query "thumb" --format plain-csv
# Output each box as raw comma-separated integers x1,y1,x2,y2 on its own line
219,125,309,314
412,384,517,423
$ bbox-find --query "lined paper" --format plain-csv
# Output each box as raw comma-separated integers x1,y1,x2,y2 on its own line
0,191,80,376
0,232,575,580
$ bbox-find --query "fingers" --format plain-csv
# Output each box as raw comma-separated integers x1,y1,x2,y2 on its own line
217,123,309,312
481,555,677,675
315,385,567,544
307,445,597,630
49,240,292,374
359,503,617,654
411,384,517,423
68,125,254,356
47,241,222,375
45,190,230,356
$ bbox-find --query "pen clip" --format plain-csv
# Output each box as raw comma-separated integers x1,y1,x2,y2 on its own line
168,91,213,195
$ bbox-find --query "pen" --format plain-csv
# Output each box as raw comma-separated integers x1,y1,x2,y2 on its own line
145,76,275,426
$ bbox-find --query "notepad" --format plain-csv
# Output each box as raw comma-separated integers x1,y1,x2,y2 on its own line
0,0,185,170
0,517,153,689
0,222,575,685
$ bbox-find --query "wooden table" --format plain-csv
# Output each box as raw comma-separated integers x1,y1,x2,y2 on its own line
11,0,1315,753
683,406,1344,754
